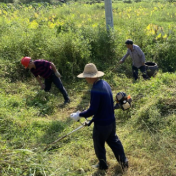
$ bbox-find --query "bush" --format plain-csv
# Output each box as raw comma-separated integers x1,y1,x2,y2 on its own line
154,34,176,72
0,2,176,82
123,0,132,3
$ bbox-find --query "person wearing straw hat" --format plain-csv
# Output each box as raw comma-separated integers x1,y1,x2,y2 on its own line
70,63,128,170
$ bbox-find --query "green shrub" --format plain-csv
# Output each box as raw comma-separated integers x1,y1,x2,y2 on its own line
154,34,176,72
1,2,176,81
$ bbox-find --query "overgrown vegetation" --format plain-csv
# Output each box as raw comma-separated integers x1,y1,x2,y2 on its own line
0,1,176,176
1,1,176,79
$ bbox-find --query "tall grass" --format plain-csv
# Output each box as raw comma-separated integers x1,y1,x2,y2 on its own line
0,1,176,81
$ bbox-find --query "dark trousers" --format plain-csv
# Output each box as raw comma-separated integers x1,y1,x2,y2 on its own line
93,122,127,165
132,65,149,80
44,73,69,101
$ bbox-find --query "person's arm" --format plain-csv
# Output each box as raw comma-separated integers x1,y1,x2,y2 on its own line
50,62,61,78
36,76,45,89
79,90,101,118
119,50,130,64
136,47,145,65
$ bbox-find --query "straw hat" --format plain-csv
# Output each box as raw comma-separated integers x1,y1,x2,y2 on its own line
77,63,104,78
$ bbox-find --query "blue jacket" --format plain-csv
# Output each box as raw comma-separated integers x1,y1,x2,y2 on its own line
79,80,115,126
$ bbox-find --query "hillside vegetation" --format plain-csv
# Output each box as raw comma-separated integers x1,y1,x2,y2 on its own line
0,1,176,176
0,0,175,4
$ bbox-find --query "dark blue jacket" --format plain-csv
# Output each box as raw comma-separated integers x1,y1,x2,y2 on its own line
79,80,115,126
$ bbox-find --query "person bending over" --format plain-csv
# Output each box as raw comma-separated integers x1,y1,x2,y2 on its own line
119,39,149,80
21,57,70,104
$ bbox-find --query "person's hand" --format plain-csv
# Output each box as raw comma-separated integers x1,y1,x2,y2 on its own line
70,111,80,121
55,71,61,78
119,60,123,64
41,84,45,90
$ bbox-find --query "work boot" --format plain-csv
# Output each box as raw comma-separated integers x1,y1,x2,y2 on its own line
64,98,70,104
120,159,128,171
92,160,108,170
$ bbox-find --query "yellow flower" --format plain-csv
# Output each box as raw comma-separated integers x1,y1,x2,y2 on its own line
92,23,98,28
28,5,32,9
29,20,39,29
163,34,167,39
48,22,56,29
146,24,158,35
156,33,162,40
34,13,39,19
3,10,7,16
88,18,91,22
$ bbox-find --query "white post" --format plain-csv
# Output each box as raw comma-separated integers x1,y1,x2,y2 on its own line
104,0,114,31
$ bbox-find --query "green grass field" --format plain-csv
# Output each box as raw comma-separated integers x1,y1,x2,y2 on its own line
0,1,176,176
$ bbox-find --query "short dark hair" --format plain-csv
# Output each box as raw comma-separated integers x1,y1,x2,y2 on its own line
125,39,133,45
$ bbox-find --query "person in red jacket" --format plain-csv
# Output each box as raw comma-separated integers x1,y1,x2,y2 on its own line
21,57,70,104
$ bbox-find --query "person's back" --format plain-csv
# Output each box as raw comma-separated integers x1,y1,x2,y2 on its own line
30,60,53,79
126,44,145,68
78,79,115,126
91,80,115,125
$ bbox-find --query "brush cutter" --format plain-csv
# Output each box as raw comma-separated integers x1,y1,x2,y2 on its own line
114,92,132,111
44,119,90,151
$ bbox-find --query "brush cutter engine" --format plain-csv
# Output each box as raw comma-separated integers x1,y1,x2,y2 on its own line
114,92,132,111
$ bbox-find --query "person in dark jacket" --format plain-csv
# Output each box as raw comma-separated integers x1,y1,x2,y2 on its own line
21,57,70,104
70,63,128,170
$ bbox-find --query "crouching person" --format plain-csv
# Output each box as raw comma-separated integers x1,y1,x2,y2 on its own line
21,57,70,104
70,63,128,170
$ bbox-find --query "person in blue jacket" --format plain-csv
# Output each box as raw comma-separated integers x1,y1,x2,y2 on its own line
70,63,128,170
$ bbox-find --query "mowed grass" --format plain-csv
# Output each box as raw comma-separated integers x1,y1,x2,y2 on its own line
0,71,176,176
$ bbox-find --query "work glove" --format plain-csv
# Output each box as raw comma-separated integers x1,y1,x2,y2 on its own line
70,111,80,121
55,71,61,78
